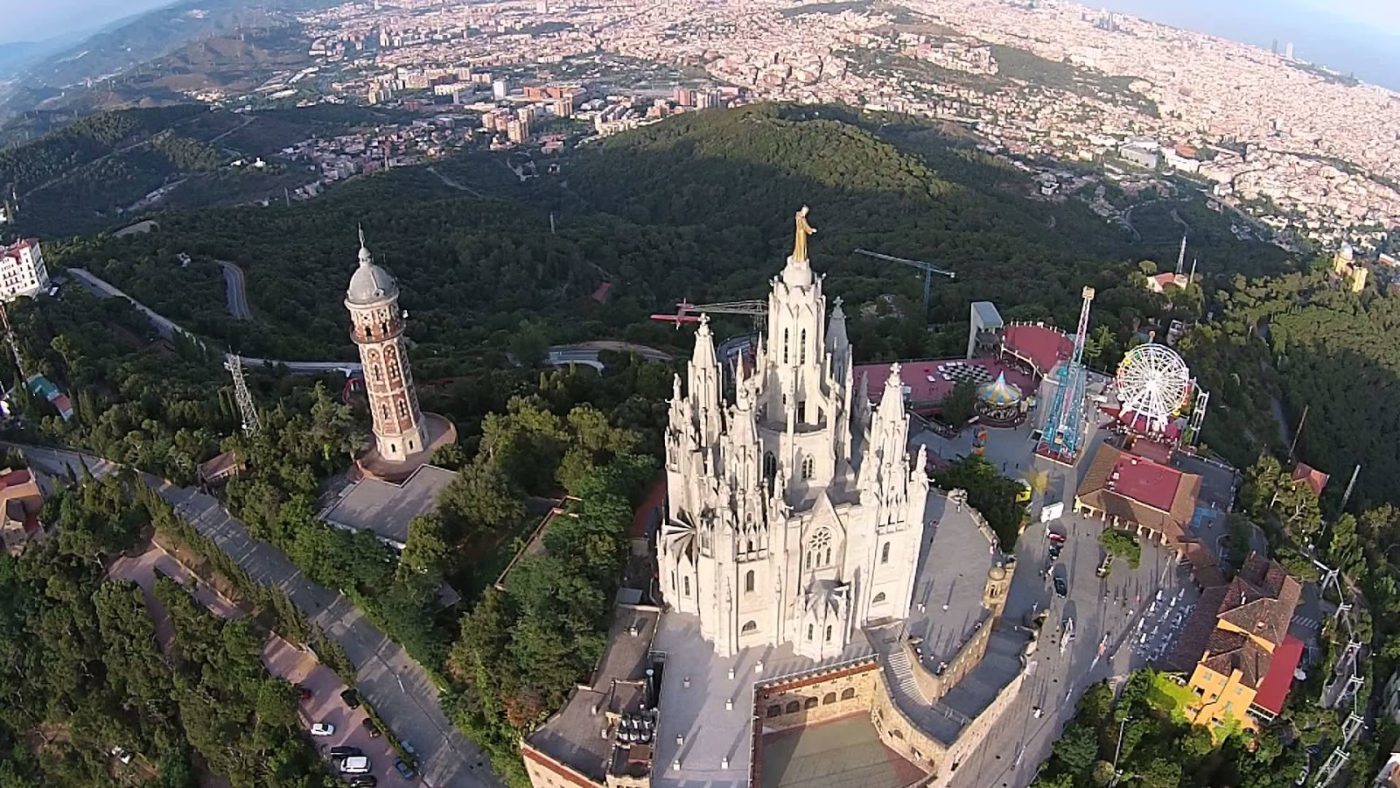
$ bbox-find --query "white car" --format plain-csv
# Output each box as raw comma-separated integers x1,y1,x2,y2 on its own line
340,755,372,774
311,723,336,737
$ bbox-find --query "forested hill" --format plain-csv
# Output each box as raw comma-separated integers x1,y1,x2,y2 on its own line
0,104,405,237
1182,271,1400,509
56,103,1179,367
565,105,1139,330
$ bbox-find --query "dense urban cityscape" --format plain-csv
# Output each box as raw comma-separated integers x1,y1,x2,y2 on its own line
0,1,1398,788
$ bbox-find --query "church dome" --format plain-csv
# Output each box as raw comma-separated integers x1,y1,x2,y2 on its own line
346,236,398,306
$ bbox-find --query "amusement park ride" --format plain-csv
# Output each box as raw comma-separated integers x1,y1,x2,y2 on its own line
1035,286,1095,464
650,299,767,329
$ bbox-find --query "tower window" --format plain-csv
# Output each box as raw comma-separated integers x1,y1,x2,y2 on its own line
371,363,383,384
379,403,390,422
783,328,789,364
873,592,887,604
824,625,832,643
763,452,777,488
745,570,755,593
396,399,409,419
742,620,757,634
881,542,891,565
800,328,807,364
807,624,814,640
806,528,832,570
683,576,691,596
801,456,815,480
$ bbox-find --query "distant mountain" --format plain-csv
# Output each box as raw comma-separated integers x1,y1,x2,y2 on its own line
0,0,335,123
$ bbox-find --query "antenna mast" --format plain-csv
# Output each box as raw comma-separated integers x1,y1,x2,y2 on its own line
226,354,261,435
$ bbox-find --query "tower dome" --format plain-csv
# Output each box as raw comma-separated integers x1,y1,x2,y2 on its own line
346,228,399,306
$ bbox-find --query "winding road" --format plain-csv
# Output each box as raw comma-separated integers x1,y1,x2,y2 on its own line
218,260,252,321
10,442,498,788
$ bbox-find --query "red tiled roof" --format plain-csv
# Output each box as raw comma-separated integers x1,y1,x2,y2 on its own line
1002,324,1073,378
1113,454,1183,512
1290,463,1329,498
1253,634,1305,715
0,468,32,490
1124,436,1174,464
0,238,38,258
854,358,1034,410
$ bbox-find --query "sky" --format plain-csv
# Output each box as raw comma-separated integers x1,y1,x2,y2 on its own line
1090,0,1400,89
0,0,176,45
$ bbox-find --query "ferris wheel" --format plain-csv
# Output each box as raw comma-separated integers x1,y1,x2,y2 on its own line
1115,343,1191,433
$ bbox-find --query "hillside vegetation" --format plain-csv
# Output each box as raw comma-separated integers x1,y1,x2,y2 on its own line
57,104,1183,371
0,104,407,236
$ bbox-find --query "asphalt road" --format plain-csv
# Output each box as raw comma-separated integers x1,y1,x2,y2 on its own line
11,444,498,788
218,261,252,321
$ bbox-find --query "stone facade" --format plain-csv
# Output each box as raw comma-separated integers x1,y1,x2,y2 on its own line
657,208,929,661
345,232,426,463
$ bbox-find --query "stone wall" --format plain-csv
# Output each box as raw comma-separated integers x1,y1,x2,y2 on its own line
906,612,995,703
754,658,882,733
928,669,1028,787
870,668,948,778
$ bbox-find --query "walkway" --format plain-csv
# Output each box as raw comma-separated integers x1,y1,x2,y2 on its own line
10,443,497,788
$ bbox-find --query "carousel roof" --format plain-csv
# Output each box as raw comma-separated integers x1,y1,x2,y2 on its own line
977,372,1023,407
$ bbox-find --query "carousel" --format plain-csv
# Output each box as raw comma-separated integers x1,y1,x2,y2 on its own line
975,371,1027,427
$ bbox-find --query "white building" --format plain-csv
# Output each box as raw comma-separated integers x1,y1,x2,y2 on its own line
0,239,49,302
657,207,929,661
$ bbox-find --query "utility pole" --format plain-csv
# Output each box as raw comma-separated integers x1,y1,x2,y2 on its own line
1288,403,1309,462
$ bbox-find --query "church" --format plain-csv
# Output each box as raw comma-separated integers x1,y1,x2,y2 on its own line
657,207,930,661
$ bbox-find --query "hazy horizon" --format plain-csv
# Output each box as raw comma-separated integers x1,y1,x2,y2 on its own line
0,0,177,46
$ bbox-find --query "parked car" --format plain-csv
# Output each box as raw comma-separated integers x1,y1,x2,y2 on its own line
394,759,418,780
294,684,313,701
348,777,378,788
1052,567,1068,598
340,688,361,709
340,756,372,775
361,717,383,738
1096,555,1113,578
400,740,418,760
310,723,335,737
1047,530,1066,544
329,746,362,759
110,746,134,765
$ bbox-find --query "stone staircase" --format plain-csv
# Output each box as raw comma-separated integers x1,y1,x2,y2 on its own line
886,645,928,703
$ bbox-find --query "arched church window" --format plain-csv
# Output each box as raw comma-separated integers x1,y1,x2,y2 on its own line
873,592,887,604
371,364,384,384
806,528,832,570
763,452,777,489
683,576,691,596
783,328,790,364
807,624,814,641
800,328,807,364
824,625,833,643
396,399,409,419
801,456,815,480
841,688,856,700
881,542,891,565
823,692,836,705
746,539,754,554
742,620,758,634
379,403,390,422
745,570,755,593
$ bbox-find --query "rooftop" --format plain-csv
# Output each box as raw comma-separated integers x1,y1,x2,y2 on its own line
1253,634,1305,715
1076,443,1201,543
526,605,663,783
1001,323,1073,378
320,463,456,547
854,358,1034,412
759,714,925,788
1291,462,1330,498
1168,554,1302,674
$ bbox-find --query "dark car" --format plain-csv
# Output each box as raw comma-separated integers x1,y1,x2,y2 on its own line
294,684,312,701
394,759,418,780
348,777,378,788
1047,542,1062,560
361,717,383,738
328,746,363,759
340,688,361,709
1052,570,1068,598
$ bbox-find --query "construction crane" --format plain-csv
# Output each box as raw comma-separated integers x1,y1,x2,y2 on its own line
852,248,955,313
650,299,768,330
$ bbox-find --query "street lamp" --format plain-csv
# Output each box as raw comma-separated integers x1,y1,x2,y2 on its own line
1110,715,1131,786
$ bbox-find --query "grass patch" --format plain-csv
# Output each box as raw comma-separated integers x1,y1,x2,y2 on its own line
1147,671,1196,720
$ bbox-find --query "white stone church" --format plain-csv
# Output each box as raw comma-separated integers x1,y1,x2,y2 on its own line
657,207,930,661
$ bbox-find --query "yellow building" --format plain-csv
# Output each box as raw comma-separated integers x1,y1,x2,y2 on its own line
1168,554,1303,733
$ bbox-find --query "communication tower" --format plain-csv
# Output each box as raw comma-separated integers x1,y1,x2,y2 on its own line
1036,287,1094,463
226,354,261,435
